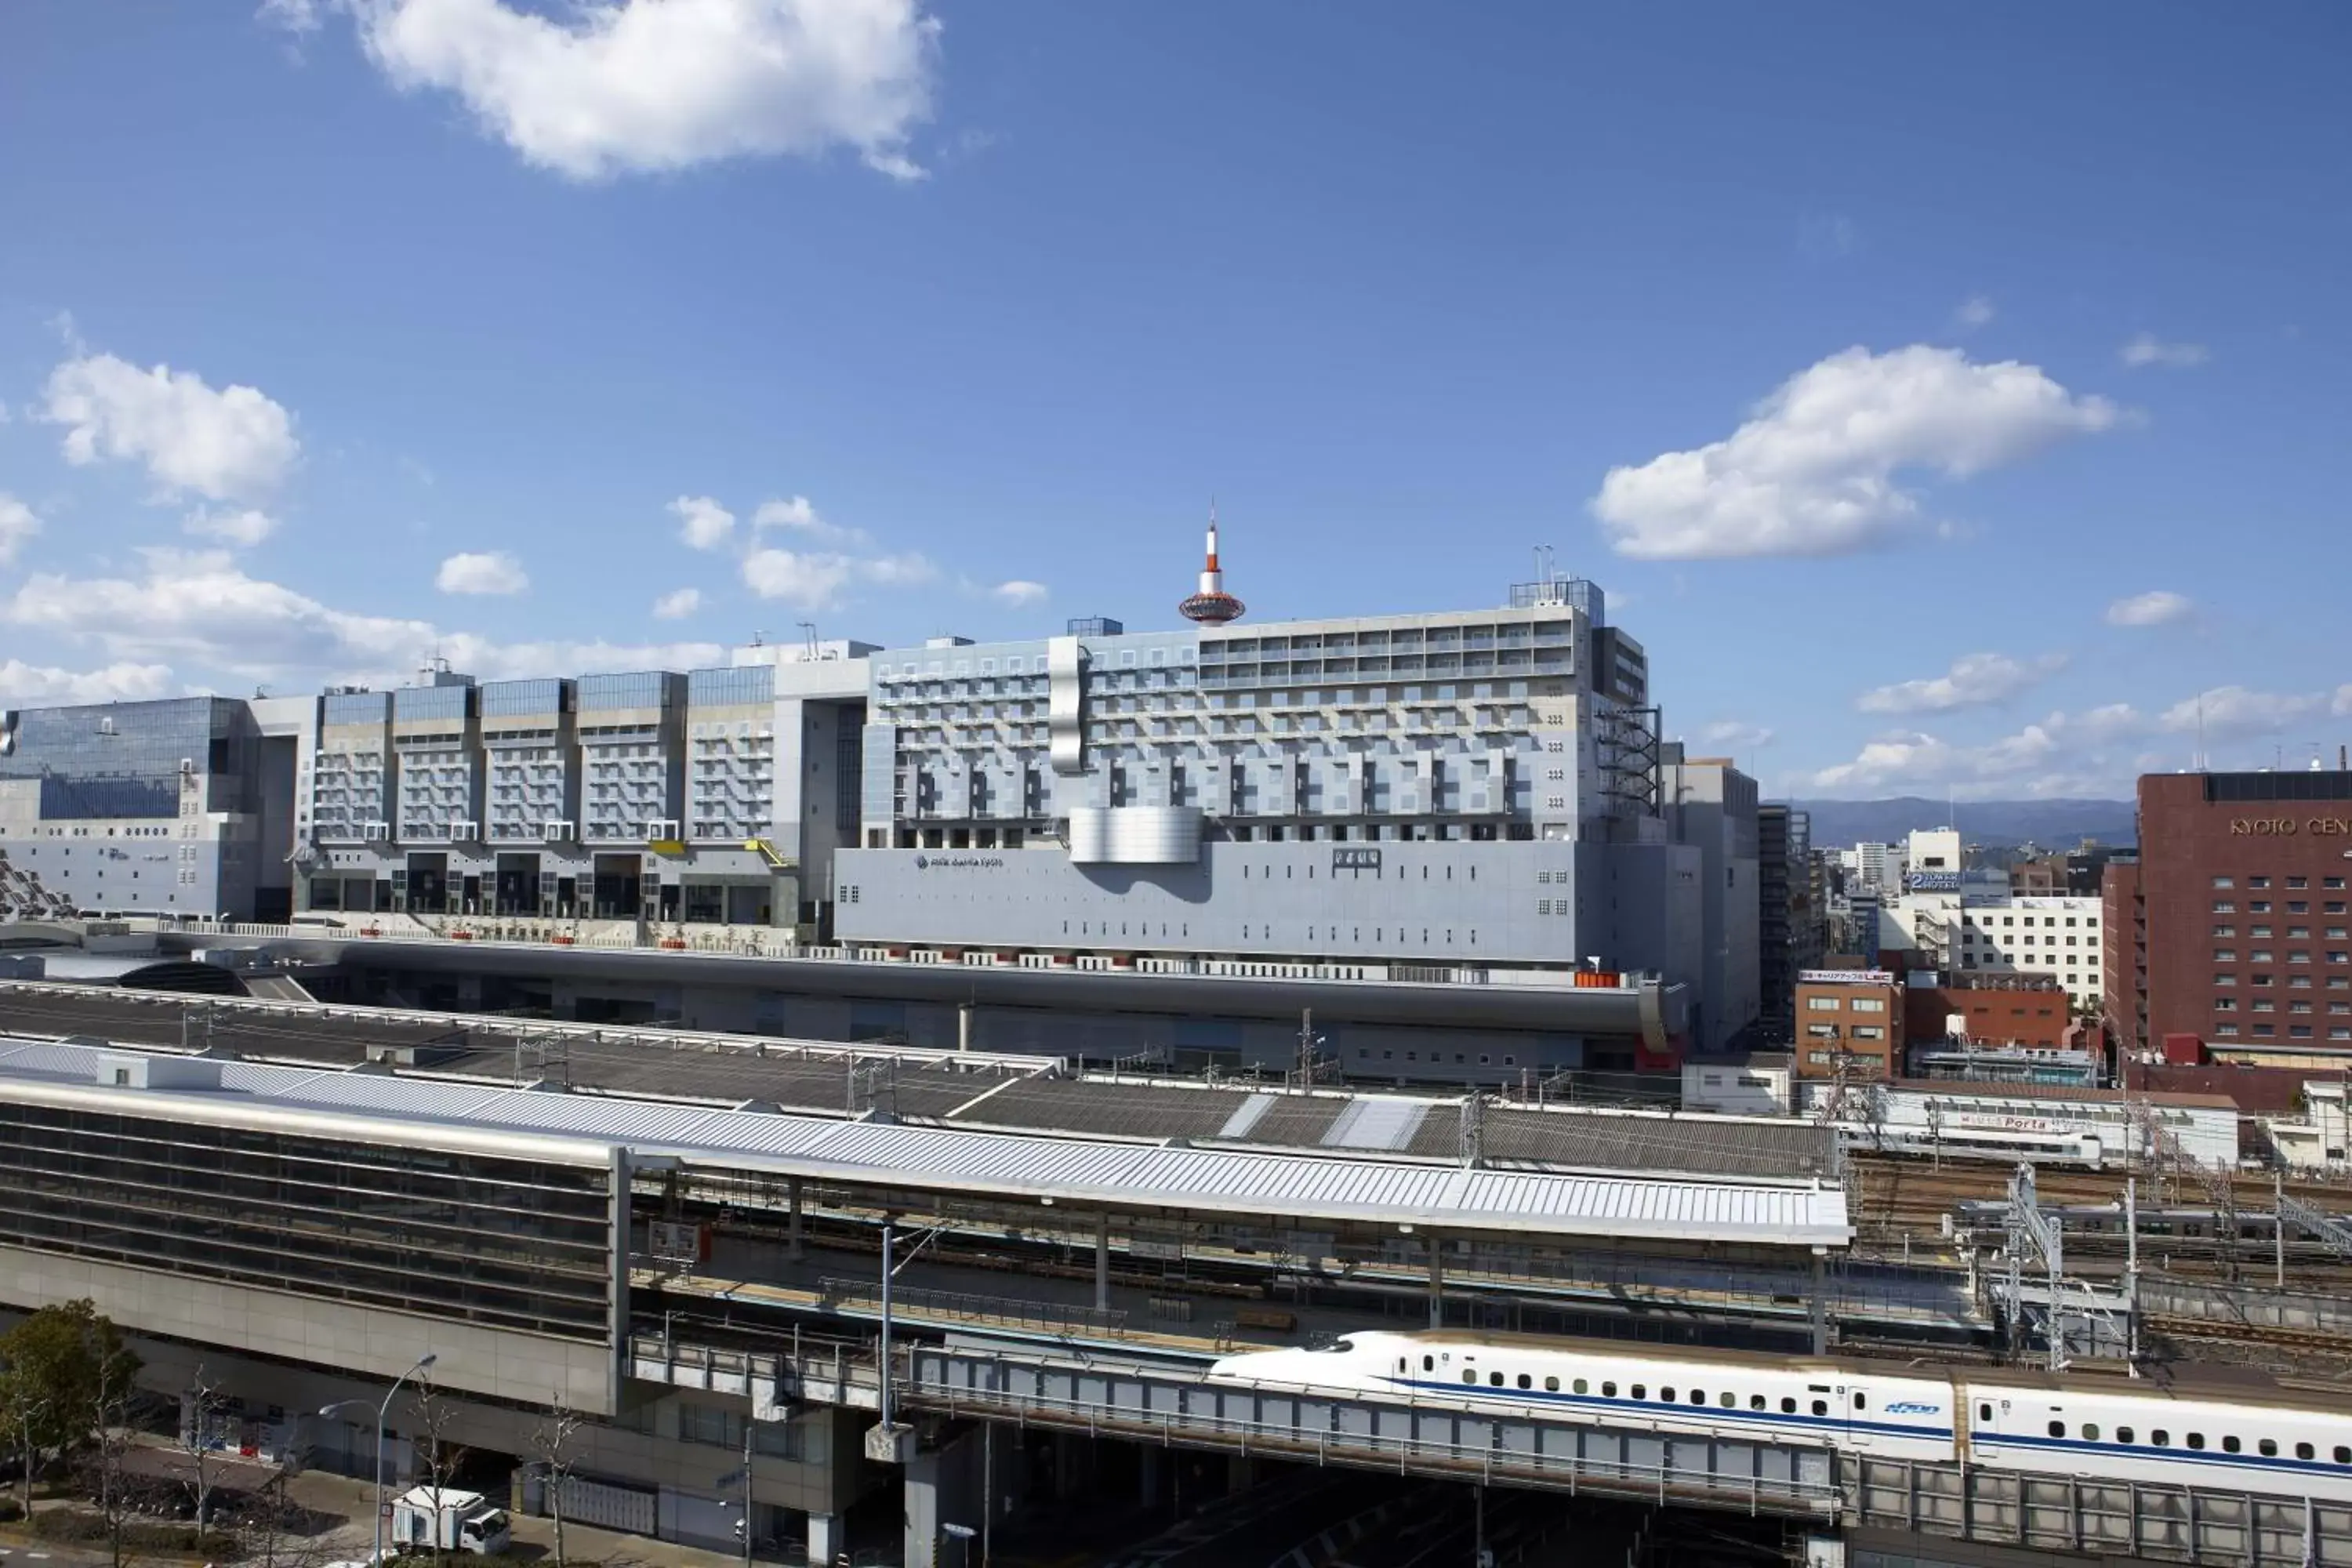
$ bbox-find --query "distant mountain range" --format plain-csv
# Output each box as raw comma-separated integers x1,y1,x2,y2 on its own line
1788,797,2135,851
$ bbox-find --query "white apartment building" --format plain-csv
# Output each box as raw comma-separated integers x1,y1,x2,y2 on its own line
1948,894,2104,1011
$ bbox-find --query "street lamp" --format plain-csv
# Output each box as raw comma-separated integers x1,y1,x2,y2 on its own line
321,1352,437,1568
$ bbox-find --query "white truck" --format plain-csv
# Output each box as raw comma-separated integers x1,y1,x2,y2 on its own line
389,1486,512,1556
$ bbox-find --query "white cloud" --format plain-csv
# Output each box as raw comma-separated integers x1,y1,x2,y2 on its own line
2121,332,2208,368
989,579,1047,607
340,0,940,181
0,495,40,564
1955,295,1996,328
2160,685,2326,741
1697,720,1774,752
434,550,529,595
740,546,935,611
256,0,322,31
0,548,719,687
652,586,703,619
1857,652,2067,715
1808,710,2129,798
2336,685,2352,718
0,659,175,706
183,506,278,547
670,495,735,550
2104,589,2193,627
753,494,866,545
41,353,299,502
1590,345,2120,559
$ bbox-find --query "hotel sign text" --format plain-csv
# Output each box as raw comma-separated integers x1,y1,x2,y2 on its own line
2229,817,2352,837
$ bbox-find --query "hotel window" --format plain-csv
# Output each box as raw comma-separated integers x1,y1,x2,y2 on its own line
2292,901,2311,914
2292,926,2313,938
2213,974,2236,986
2289,877,2309,889
2254,1024,2276,1037
2293,1025,2315,1039
2213,999,2236,1012
2216,1024,2241,1036
2253,973,2275,987
2252,924,2274,938
2329,877,2347,890
2214,877,2235,889
2214,950,2238,963
2251,951,2274,963
2252,877,2271,888
2214,901,2236,913
2251,901,2272,913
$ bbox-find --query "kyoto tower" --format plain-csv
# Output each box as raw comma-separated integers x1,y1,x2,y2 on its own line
1177,506,1246,625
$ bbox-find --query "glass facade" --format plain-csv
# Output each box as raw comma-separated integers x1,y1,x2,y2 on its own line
481,678,568,719
579,671,676,713
0,698,240,819
392,684,473,724
0,1104,614,1340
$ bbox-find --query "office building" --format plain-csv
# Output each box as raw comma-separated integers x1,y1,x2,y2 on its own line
299,643,873,926
2106,768,2352,1057
0,696,313,921
1758,804,1823,1041
1793,967,1904,1080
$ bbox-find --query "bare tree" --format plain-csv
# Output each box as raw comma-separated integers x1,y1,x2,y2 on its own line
241,1450,335,1568
88,1341,140,1568
2,1374,37,1519
408,1379,469,1568
174,1363,228,1537
528,1396,586,1568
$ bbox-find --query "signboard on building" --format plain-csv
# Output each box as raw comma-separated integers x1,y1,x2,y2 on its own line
1801,969,1894,985
1908,871,1961,892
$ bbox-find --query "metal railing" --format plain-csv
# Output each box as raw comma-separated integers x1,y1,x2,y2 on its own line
815,1276,1127,1339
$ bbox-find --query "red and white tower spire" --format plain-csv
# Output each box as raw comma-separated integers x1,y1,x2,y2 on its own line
1178,501,1246,624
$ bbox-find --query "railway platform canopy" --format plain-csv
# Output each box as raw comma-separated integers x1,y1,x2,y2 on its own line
0,978,1838,1185
0,1032,1849,1249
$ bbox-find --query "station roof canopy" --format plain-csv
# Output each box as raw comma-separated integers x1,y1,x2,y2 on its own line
0,1033,1851,1249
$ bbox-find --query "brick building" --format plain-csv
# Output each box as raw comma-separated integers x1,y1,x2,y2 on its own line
1795,968,1905,1080
2107,771,2352,1059
1904,974,2071,1051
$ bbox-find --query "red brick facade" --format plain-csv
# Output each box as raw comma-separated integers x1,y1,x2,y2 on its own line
2110,772,2352,1058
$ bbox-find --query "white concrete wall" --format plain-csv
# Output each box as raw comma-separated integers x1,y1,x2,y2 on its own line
0,1246,613,1415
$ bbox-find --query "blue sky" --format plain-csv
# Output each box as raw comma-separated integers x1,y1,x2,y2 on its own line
1,1,2346,800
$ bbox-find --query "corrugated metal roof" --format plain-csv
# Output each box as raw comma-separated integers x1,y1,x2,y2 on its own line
0,1033,1849,1247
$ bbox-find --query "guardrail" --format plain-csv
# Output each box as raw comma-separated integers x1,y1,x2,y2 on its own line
816,1276,1127,1340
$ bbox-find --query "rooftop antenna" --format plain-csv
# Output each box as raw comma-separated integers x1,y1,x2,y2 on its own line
799,621,819,659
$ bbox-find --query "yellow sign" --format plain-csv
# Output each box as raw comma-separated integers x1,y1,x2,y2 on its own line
2230,817,2352,837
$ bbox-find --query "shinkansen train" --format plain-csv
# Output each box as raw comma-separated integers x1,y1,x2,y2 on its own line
1207,1330,2352,1502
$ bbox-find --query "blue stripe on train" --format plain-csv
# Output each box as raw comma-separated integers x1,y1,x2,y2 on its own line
1377,1374,1953,1444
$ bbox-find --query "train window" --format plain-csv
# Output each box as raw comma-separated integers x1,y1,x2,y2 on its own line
1751,1396,1766,1411
1979,1403,1992,1422
2337,1446,2350,1465
1544,1377,1559,1392
1516,1374,1530,1390
2083,1424,2100,1441
2259,1439,2278,1457
1399,1359,1408,1373
1602,1382,1616,1397
1720,1393,1737,1409
2297,1443,2314,1461
1462,1371,1476,1385
1690,1390,1706,1406
1632,1385,1646,1400
1781,1397,1797,1414
2187,1433,2205,1450
1490,1372,1504,1387
2223,1436,2241,1454
1855,1393,1868,1410
2118,1427,2134,1444
1423,1356,1435,1371
1661,1387,1675,1401
2049,1421,2066,1438
1574,1379,1589,1395
2152,1430,2169,1446
1812,1400,1828,1417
